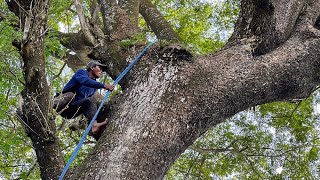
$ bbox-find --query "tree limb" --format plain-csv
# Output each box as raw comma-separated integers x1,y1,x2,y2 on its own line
75,0,97,46
139,0,181,42
52,62,67,80
98,0,139,40
228,0,308,55
72,25,320,179
89,0,100,25
8,69,25,85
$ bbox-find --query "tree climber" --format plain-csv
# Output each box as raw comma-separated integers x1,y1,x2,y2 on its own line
53,61,114,140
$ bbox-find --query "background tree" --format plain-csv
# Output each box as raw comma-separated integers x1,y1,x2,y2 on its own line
167,93,320,179
0,0,320,179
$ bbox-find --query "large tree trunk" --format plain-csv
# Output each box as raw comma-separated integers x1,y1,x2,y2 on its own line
8,0,64,179
68,0,320,179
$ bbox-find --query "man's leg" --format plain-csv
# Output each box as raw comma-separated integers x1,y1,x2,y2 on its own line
59,101,84,120
53,92,76,113
82,96,108,140
60,98,89,131
91,120,108,133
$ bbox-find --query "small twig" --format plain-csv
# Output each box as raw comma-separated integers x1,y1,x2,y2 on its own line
288,100,303,121
1,164,26,168
14,160,37,180
0,122,11,128
52,62,67,80
15,113,49,141
38,27,49,38
57,118,67,132
31,91,50,138
191,146,237,154
8,69,25,85
5,88,11,101
172,167,200,178
184,153,199,178
225,139,239,149
198,155,207,177
244,156,264,179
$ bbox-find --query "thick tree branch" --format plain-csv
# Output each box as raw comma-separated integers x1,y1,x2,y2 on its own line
295,0,320,38
89,0,100,25
119,0,140,28
59,31,92,50
58,31,95,68
70,28,320,180
75,0,97,46
88,43,147,86
139,0,181,42
228,0,309,55
98,0,139,41
272,0,306,41
58,30,130,81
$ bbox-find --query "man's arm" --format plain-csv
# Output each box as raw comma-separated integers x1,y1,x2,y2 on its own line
74,69,105,89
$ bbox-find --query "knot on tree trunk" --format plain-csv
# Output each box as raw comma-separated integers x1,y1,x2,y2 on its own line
159,44,193,62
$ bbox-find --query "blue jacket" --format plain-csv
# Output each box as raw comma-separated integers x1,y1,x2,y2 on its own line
62,69,104,103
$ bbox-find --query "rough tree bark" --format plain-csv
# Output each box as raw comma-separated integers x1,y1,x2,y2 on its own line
7,0,320,179
7,0,65,179
68,0,320,179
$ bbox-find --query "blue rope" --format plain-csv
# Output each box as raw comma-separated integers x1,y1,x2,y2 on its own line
59,41,156,180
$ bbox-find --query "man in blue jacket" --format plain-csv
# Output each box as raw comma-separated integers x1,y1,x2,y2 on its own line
53,61,114,140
